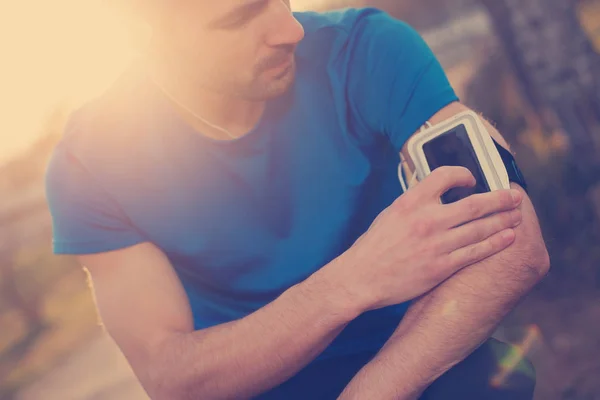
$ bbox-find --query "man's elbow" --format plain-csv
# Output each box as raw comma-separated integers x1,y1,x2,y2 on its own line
142,360,205,400
141,366,177,400
510,232,551,284
508,191,551,282
136,335,210,400
524,243,550,280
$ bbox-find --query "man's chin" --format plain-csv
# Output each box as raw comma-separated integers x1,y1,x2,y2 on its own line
253,63,296,100
268,71,295,98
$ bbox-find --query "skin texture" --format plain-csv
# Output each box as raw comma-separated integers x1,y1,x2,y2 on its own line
153,0,302,99
77,2,549,399
141,0,305,139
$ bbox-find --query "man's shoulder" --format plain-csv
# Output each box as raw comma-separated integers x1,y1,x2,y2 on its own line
47,65,157,194
58,66,153,164
294,8,422,62
296,7,417,35
294,7,391,37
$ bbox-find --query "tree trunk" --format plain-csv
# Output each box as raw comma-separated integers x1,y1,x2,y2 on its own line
480,0,600,177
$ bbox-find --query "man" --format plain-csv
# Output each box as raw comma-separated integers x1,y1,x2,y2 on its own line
45,1,549,399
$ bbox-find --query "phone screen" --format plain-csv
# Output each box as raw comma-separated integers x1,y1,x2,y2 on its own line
422,124,490,204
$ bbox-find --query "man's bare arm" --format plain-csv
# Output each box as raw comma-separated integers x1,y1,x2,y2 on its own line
81,158,523,400
339,102,550,399
81,243,361,400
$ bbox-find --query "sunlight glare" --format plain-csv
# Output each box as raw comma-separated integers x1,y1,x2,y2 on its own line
0,0,138,162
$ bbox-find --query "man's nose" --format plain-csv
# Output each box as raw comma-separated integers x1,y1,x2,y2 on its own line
265,4,305,47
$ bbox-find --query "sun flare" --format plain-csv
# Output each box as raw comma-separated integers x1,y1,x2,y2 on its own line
0,0,138,161
0,0,327,163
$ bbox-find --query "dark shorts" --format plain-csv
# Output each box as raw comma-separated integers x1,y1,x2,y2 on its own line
259,338,535,400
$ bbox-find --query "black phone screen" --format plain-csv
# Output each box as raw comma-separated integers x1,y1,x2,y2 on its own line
422,124,490,204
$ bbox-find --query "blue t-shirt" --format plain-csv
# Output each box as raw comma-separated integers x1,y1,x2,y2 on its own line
46,8,457,399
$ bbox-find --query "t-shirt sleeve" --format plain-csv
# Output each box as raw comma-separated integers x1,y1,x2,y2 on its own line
45,143,146,255
343,9,459,152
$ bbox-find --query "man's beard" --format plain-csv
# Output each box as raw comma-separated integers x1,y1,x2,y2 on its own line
243,60,296,101
200,45,297,102
238,45,297,101
256,45,296,72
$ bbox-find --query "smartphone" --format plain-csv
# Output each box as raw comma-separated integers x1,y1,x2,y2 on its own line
402,110,510,204
422,124,491,204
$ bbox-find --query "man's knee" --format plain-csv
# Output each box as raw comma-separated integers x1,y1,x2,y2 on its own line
421,338,536,400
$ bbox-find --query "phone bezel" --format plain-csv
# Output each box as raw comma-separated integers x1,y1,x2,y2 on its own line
404,110,510,193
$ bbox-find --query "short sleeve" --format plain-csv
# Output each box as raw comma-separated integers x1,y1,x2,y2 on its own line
45,143,146,255
343,9,459,152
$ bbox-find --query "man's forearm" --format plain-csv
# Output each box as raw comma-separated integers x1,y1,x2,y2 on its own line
340,188,549,399
145,261,360,400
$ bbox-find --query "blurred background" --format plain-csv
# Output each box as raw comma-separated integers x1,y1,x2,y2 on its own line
1,0,600,399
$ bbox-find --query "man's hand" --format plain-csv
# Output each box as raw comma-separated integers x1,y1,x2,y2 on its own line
322,165,524,313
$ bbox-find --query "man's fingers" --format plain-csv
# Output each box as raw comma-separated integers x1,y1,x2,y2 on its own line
443,208,522,251
443,189,523,228
445,228,516,271
416,166,476,201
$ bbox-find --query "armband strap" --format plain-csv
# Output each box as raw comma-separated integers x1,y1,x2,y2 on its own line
491,138,529,193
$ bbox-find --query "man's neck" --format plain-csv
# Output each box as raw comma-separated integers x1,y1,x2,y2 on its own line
148,58,265,140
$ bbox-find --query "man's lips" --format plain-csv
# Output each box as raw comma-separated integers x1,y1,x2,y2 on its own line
266,55,293,71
